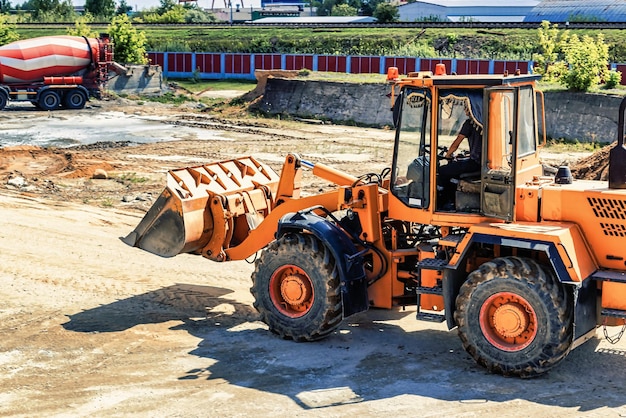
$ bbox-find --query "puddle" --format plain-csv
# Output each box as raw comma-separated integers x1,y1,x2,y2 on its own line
0,111,229,148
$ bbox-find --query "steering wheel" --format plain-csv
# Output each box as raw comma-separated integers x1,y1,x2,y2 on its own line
437,145,451,163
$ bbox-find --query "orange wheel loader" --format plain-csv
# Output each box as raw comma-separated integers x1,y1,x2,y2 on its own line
123,66,626,377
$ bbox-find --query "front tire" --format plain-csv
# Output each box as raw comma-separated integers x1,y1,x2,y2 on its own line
454,256,573,377
0,91,7,110
251,233,343,342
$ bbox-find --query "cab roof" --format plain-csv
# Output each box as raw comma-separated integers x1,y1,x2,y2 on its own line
398,73,541,88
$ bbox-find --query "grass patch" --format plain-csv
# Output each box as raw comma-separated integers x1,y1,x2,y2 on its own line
543,138,609,153
293,71,386,83
538,81,626,95
172,78,257,93
143,91,194,104
116,172,149,184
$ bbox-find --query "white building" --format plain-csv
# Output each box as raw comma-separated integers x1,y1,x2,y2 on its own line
397,0,540,22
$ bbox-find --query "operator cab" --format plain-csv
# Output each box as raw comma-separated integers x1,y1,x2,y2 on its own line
389,70,544,223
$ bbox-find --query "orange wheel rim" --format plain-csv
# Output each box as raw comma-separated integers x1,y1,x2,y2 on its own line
479,291,537,352
269,264,314,318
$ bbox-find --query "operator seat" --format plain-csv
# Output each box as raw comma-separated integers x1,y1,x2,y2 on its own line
453,170,481,212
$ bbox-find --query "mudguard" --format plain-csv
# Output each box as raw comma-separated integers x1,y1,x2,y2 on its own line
277,211,369,317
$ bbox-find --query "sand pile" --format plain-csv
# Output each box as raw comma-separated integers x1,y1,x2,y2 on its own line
570,142,614,181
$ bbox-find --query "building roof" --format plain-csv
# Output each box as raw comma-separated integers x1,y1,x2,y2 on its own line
253,16,377,23
397,0,539,22
525,0,626,22
409,0,538,6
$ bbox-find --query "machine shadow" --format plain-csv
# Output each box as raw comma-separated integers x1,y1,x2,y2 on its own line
176,312,626,412
63,284,626,413
62,283,257,333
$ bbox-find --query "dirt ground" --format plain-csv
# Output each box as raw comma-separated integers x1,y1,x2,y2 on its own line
2,97,626,417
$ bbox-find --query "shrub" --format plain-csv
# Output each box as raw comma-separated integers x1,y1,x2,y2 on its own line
604,69,622,89
66,15,98,38
560,33,609,91
533,21,568,82
108,14,148,64
0,13,19,45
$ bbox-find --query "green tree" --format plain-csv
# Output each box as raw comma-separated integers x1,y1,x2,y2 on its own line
116,0,132,15
561,33,610,91
85,0,115,19
0,14,19,45
108,14,148,64
157,0,177,13
30,0,56,19
0,0,10,13
158,4,185,22
66,15,98,38
373,2,398,22
360,0,383,16
184,8,216,23
314,0,335,16
56,0,74,18
142,4,185,22
532,21,568,82
331,3,356,16
28,0,75,21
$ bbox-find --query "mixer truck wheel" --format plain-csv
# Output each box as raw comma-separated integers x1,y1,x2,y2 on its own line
454,256,573,377
251,232,342,342
0,91,7,110
38,90,61,111
63,89,87,109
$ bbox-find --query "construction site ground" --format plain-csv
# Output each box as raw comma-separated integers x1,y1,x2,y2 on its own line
1,96,625,417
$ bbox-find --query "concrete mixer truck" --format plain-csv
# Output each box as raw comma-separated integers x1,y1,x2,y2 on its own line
0,35,116,110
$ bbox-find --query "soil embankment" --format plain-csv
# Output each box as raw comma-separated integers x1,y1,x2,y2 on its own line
259,77,623,144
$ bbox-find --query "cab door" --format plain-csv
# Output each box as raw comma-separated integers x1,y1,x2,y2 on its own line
481,86,541,220
481,87,517,220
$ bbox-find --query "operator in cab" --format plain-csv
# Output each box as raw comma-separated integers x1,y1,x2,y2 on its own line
438,106,483,211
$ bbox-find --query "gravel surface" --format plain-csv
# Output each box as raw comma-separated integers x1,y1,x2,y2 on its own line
1,98,624,418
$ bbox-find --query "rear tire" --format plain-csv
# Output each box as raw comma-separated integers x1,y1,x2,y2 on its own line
62,89,87,109
454,256,573,377
251,233,343,342
38,90,61,111
0,91,7,110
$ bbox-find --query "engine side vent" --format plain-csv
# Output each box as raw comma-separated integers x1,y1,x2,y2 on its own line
587,197,626,220
600,222,626,237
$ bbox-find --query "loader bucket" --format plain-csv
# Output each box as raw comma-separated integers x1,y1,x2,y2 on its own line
122,156,280,260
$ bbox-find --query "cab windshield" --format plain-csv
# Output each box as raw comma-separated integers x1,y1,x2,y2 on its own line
391,88,432,208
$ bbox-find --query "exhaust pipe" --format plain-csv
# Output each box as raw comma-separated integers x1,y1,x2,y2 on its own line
609,97,626,189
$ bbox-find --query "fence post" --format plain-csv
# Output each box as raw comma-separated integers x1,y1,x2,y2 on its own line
221,53,226,79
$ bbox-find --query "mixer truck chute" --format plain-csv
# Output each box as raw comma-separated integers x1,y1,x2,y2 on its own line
125,70,626,377
0,35,116,110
